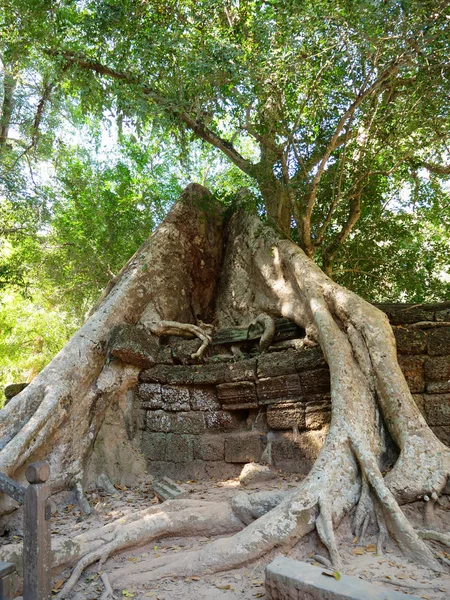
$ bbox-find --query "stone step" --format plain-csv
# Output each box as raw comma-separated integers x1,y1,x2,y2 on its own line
265,557,422,600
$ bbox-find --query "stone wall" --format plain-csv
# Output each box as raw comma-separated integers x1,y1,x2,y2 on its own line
133,302,450,479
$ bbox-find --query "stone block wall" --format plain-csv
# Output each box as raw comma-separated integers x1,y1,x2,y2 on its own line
134,303,450,479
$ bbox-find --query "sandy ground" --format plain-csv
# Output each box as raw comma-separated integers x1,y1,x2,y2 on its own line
3,470,450,599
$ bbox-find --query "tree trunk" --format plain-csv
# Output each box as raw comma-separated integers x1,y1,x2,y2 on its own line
1,184,449,595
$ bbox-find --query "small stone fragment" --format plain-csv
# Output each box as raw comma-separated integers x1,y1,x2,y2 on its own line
239,462,276,486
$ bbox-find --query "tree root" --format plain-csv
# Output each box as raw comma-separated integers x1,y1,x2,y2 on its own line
55,499,244,599
417,529,450,548
99,573,114,600
373,577,440,590
150,320,213,359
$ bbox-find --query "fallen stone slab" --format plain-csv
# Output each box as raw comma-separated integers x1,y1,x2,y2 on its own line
151,476,187,502
265,557,422,600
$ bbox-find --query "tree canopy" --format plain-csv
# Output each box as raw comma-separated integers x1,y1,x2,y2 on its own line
1,0,450,389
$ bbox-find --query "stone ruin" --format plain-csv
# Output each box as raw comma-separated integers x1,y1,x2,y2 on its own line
83,302,450,485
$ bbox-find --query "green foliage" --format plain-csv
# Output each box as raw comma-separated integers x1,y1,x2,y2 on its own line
0,0,450,388
0,289,78,405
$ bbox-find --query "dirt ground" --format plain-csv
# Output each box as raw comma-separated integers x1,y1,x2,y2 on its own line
3,470,450,599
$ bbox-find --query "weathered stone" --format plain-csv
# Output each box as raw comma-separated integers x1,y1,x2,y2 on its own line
161,385,190,411
108,324,171,368
256,374,302,406
239,462,276,486
423,393,450,426
140,432,167,461
265,557,421,600
299,369,330,395
257,348,326,379
165,434,194,462
204,410,245,430
146,410,172,433
225,358,257,382
217,381,258,410
212,318,302,346
428,327,450,356
428,380,450,393
169,338,202,364
305,397,331,429
138,383,163,409
189,387,221,411
424,355,450,382
4,382,28,401
193,434,225,461
436,308,450,322
394,328,427,354
146,410,205,434
151,477,187,501
397,355,425,393
377,303,435,325
140,358,256,385
431,426,450,447
267,403,305,430
224,432,264,463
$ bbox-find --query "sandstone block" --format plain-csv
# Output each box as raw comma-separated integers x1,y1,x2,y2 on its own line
394,328,427,354
4,382,28,401
140,432,167,461
194,434,225,461
140,358,256,386
189,387,221,411
204,410,245,430
378,303,435,325
224,432,263,463
267,402,305,430
224,358,258,382
431,426,450,447
169,412,205,434
108,324,171,368
423,393,450,426
425,355,450,382
305,397,331,430
265,557,420,600
151,477,187,501
217,381,258,410
165,434,194,462
256,374,302,405
397,355,425,393
427,380,450,394
138,383,163,409
428,327,450,356
161,385,190,411
257,348,325,379
299,369,330,395
436,308,450,322
146,410,172,433
146,410,205,434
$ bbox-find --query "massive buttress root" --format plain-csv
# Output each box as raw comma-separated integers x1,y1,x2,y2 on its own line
1,189,450,593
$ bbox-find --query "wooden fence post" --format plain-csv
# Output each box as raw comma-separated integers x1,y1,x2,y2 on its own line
23,462,51,600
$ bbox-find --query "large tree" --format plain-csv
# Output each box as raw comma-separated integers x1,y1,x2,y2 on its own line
1,1,450,596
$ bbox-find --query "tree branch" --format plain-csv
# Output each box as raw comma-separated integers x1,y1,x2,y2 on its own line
48,50,258,177
298,62,401,251
414,161,450,175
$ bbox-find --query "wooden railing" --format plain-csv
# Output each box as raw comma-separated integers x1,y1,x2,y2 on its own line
0,462,51,600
